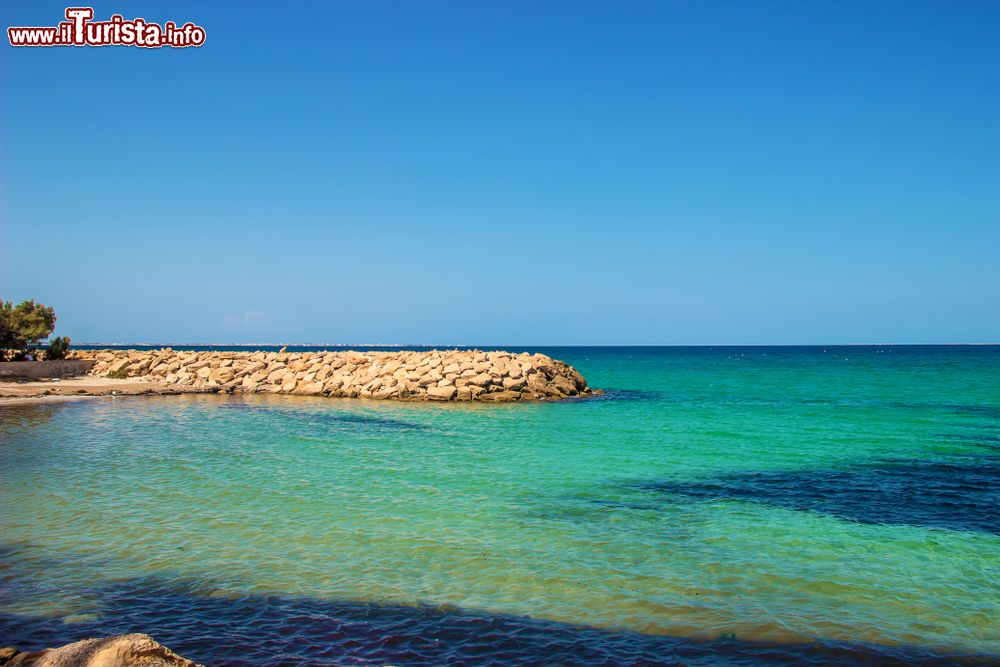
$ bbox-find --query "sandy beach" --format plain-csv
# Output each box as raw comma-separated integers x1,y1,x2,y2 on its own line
0,377,211,403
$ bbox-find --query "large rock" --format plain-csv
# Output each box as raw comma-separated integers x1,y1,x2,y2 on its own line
2,633,202,666
502,376,527,391
426,385,457,401
107,359,130,375
297,381,325,395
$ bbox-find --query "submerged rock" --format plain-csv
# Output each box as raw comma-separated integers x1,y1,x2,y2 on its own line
1,634,202,667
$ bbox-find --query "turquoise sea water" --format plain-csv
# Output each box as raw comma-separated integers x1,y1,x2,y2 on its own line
1,346,999,665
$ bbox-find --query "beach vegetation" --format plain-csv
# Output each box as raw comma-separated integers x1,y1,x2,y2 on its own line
46,336,72,360
0,299,60,360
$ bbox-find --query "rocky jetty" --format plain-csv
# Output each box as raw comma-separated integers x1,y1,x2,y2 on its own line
67,348,593,401
0,634,202,666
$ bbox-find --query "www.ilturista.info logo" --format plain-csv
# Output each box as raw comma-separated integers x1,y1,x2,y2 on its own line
8,7,205,48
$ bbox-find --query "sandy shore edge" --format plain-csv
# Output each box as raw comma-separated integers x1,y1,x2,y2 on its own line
0,377,213,404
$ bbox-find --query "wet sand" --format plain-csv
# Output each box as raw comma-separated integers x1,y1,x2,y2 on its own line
0,377,213,403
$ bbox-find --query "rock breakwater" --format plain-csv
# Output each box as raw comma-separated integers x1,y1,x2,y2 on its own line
68,349,593,402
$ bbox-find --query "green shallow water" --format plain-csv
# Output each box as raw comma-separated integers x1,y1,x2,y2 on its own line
1,346,999,662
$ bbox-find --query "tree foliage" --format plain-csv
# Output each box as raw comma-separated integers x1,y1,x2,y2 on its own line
0,301,14,349
46,336,72,360
0,299,59,356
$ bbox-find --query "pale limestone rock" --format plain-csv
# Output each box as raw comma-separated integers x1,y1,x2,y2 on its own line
298,382,325,395
209,368,234,383
419,371,443,386
503,376,527,391
470,373,492,387
108,358,130,374
427,385,457,401
4,633,203,666
552,375,577,395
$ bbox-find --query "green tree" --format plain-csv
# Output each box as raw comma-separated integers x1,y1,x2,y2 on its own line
46,336,72,360
0,301,14,349
0,299,57,355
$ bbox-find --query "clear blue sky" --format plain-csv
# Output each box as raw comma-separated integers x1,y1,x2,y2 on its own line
2,1,998,345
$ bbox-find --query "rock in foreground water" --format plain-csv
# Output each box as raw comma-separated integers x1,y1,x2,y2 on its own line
1,634,202,667
68,348,593,401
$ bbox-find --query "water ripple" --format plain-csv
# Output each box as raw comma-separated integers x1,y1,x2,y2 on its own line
0,577,993,667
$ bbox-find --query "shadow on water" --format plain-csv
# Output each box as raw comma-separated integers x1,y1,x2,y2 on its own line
941,404,1000,420
877,402,1000,420
632,455,1000,535
940,432,1000,451
216,402,429,431
0,575,994,667
0,403,61,433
